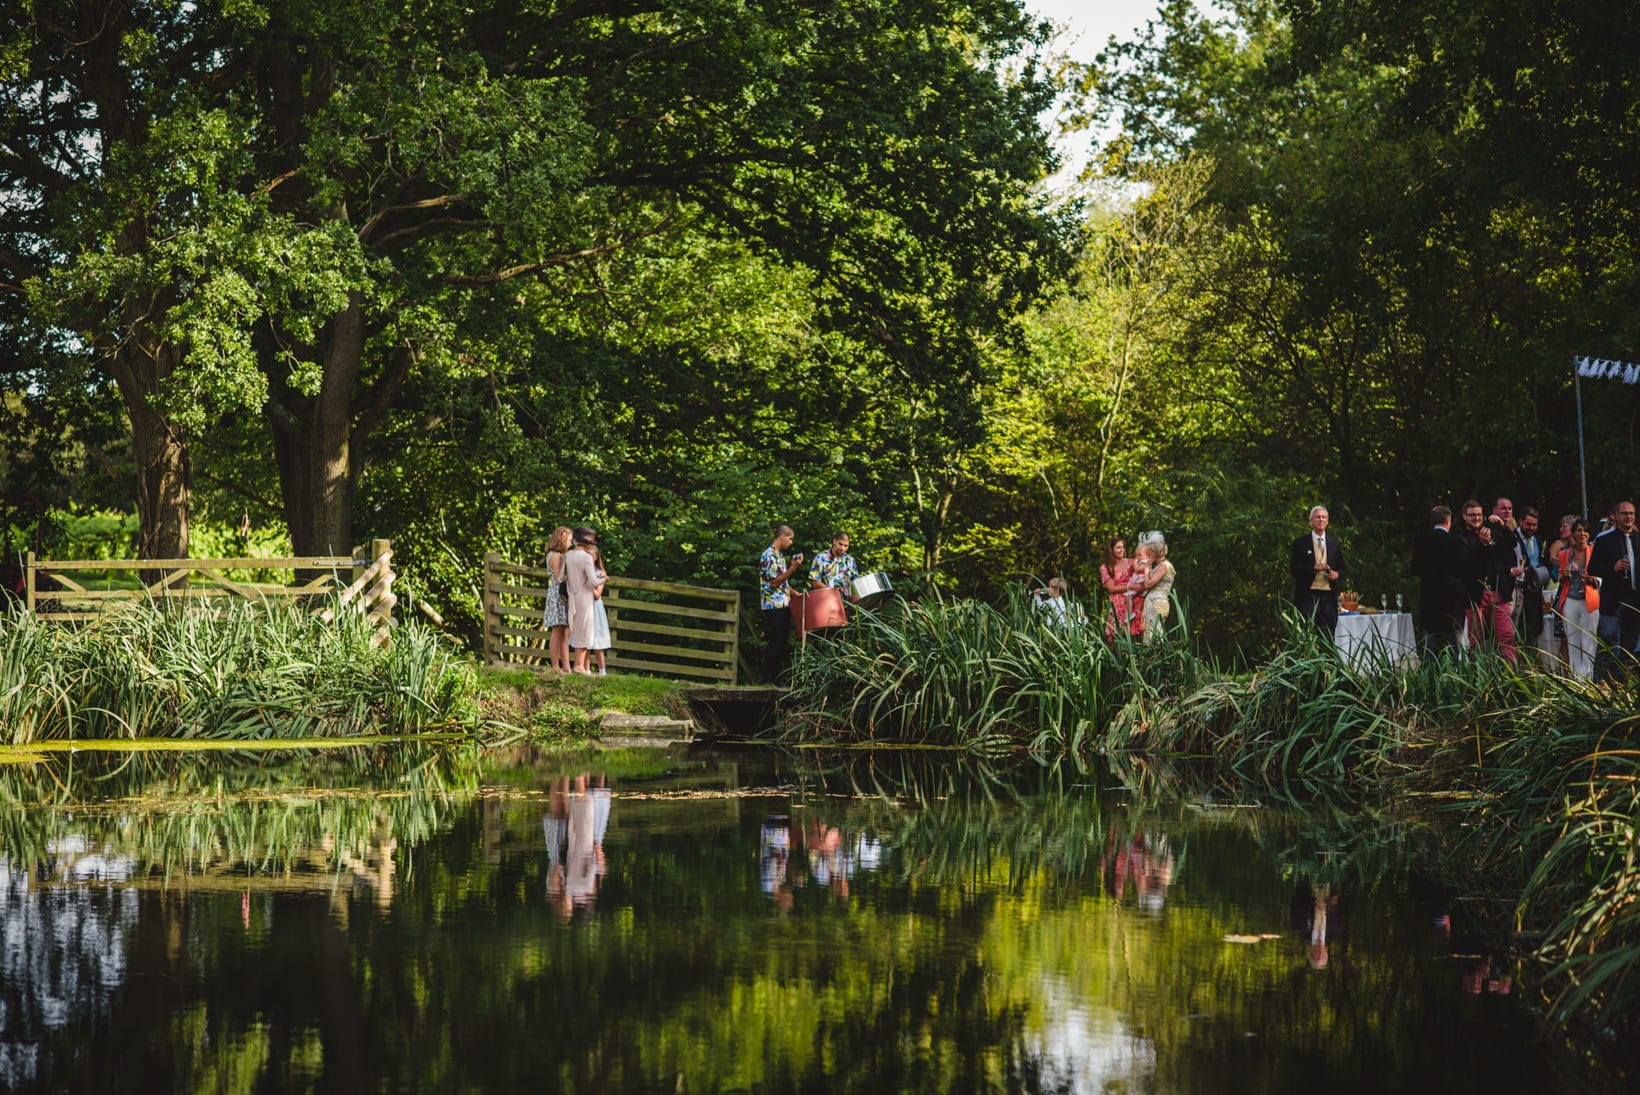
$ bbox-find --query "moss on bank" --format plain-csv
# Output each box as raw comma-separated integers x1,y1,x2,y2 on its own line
473,665,693,744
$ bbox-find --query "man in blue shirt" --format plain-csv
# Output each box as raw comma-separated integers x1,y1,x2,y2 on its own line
758,525,805,683
808,532,859,595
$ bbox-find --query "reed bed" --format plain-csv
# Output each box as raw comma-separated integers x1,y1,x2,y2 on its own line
0,601,477,741
782,589,1205,754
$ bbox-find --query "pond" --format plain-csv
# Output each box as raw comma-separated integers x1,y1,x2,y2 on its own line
0,744,1629,1092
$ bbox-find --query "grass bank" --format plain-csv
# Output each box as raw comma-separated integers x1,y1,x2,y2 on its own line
778,591,1640,1039
474,665,693,744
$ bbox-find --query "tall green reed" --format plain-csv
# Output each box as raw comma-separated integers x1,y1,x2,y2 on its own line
0,600,476,741
782,588,1202,753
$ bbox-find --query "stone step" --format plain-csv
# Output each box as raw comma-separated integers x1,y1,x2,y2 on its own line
596,712,696,746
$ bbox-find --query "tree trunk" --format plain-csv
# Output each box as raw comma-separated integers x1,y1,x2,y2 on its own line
107,345,190,560
309,295,364,554
270,292,366,557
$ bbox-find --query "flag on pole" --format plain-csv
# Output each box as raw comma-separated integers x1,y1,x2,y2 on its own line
1575,355,1640,384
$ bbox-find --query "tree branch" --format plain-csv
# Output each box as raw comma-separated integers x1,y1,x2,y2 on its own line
358,193,475,243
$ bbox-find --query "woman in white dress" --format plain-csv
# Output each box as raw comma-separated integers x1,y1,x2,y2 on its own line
589,547,612,675
541,526,573,673
1134,532,1176,643
564,527,601,675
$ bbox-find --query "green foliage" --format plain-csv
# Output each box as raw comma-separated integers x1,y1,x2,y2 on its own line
782,587,1200,753
0,602,478,740
5,0,1070,566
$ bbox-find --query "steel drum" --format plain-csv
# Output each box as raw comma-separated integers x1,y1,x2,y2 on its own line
850,571,893,608
792,586,849,637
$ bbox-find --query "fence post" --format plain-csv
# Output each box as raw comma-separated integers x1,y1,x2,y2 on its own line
24,550,35,616
482,552,501,664
729,589,741,685
366,539,397,645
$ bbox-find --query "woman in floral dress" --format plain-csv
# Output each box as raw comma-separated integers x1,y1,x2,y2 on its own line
1099,536,1140,639
541,526,573,673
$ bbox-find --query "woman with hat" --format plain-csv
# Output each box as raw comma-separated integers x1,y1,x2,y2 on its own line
564,526,601,675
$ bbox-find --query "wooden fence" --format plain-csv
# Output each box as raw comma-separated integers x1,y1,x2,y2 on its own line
482,553,741,683
26,539,400,645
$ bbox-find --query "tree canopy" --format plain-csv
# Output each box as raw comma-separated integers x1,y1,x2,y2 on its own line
8,0,1640,652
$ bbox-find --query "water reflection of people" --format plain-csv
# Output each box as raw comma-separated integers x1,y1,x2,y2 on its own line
761,814,795,912
1291,880,1341,970
1101,829,1177,913
1432,904,1513,996
760,811,880,908
544,773,609,918
800,815,855,900
1461,956,1513,996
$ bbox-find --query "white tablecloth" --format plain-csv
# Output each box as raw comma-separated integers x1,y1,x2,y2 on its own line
1335,612,1416,669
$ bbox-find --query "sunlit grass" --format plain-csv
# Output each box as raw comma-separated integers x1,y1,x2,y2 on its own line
0,601,478,741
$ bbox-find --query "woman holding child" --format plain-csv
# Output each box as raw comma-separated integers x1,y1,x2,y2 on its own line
1099,537,1142,639
1132,532,1176,643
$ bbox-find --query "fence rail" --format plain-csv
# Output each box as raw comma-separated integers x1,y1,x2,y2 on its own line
25,540,399,645
483,554,740,683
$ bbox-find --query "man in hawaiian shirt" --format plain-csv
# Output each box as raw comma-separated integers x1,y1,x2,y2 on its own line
759,525,805,683
809,532,859,595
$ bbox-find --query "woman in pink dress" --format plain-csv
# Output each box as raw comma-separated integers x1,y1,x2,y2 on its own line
1099,536,1142,638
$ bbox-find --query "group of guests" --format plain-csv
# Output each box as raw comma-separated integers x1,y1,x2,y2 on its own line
1294,496,1640,682
1095,531,1177,642
754,496,1640,687
1412,497,1640,681
542,525,612,675
759,527,860,683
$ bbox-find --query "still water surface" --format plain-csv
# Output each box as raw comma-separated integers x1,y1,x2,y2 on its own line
0,744,1625,1092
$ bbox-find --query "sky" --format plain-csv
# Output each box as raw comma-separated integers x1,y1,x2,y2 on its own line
1026,0,1161,66
1024,0,1166,184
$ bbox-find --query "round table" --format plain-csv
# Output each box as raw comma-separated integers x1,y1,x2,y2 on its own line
1335,611,1416,669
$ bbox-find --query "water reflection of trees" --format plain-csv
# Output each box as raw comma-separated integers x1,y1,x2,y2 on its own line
0,874,135,1090
0,747,480,906
0,746,1620,1091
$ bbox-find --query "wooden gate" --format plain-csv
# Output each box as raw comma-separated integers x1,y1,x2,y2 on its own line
26,540,399,645
482,554,740,683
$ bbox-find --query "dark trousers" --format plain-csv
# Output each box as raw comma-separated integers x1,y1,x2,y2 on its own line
762,606,792,684
1519,589,1545,647
1594,601,1640,683
1420,625,1461,658
1296,589,1339,636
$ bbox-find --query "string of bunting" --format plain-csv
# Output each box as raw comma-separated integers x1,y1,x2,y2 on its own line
1575,355,1640,384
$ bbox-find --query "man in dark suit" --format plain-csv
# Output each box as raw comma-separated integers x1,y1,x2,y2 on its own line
1290,505,1345,635
1450,500,1489,614
1467,496,1525,662
1411,505,1465,654
1589,499,1640,682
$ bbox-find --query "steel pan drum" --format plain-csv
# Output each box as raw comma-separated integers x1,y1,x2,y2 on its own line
850,572,893,608
792,586,849,636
